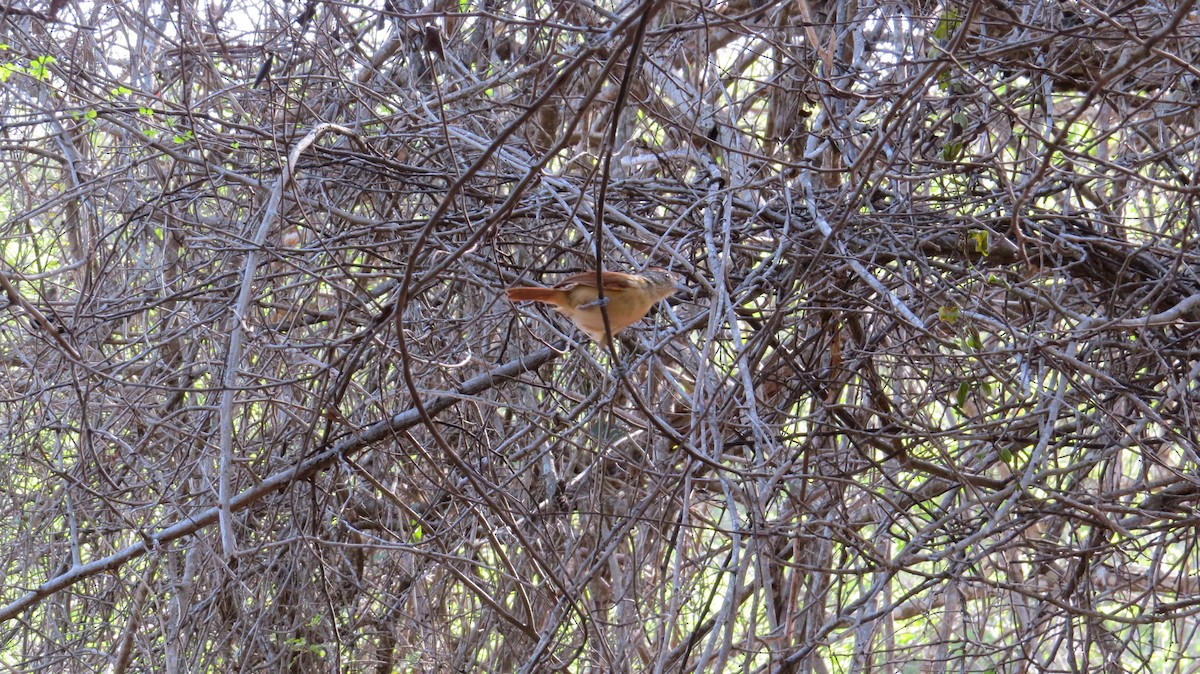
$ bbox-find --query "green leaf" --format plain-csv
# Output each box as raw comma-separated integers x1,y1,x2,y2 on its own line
939,305,960,323
932,9,961,41
970,229,989,255
955,380,970,407
27,54,55,80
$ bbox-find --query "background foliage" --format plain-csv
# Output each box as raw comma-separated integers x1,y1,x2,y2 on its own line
2,0,1200,670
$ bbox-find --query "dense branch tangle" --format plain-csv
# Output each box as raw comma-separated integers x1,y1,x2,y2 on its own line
0,0,1199,671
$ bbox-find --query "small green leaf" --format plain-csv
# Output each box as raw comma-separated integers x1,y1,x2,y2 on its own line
966,331,983,350
970,229,989,255
932,9,961,41
955,380,970,407
939,305,960,323
27,54,55,80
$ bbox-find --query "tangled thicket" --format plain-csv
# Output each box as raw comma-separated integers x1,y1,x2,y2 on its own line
2,0,1200,671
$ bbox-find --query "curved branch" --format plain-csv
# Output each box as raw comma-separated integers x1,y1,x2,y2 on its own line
0,346,559,623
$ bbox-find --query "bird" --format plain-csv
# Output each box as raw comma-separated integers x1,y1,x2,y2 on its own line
506,268,681,342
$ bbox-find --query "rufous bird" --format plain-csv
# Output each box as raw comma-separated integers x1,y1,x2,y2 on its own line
506,269,681,342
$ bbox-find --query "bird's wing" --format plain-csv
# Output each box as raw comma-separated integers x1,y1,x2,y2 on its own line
555,271,640,291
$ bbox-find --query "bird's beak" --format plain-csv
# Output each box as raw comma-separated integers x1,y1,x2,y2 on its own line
672,280,693,298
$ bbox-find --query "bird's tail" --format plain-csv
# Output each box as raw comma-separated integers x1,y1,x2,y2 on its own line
506,287,567,306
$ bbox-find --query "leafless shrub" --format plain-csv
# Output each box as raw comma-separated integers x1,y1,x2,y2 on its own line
1,0,1199,671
